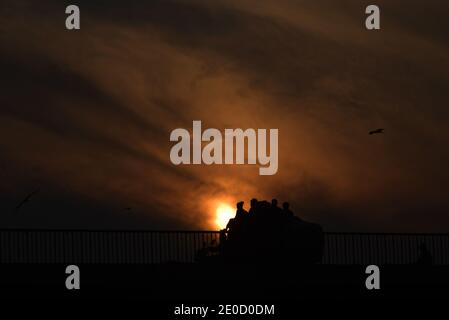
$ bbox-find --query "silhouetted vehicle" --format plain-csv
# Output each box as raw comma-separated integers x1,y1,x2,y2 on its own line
197,199,324,264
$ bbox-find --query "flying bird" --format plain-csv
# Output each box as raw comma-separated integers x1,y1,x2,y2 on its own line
14,189,39,213
369,128,384,135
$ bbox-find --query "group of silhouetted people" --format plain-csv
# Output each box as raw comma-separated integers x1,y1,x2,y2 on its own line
225,198,299,237
215,198,324,264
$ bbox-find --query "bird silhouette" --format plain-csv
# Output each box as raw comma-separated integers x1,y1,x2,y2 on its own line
369,128,384,135
14,189,39,213
123,207,132,212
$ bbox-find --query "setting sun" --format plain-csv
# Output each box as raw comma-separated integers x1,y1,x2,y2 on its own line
215,203,235,229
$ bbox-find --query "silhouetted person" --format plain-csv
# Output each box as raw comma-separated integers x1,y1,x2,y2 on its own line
282,202,294,218
225,217,235,232
227,202,245,235
416,243,433,266
235,201,248,219
248,198,259,216
271,198,282,215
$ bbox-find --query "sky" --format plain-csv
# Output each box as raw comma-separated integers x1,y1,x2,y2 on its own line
1,0,449,231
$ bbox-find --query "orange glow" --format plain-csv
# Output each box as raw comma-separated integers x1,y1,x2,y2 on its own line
215,203,235,229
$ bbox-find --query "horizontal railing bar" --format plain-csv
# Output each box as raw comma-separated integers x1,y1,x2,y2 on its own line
0,229,448,236
0,229,222,233
325,232,449,236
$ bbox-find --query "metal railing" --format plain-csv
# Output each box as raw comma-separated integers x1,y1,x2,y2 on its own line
0,229,448,265
323,232,449,265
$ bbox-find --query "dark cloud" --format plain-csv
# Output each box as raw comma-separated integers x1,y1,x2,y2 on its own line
1,0,448,231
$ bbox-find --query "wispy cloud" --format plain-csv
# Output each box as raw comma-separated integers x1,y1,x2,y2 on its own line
1,0,449,231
